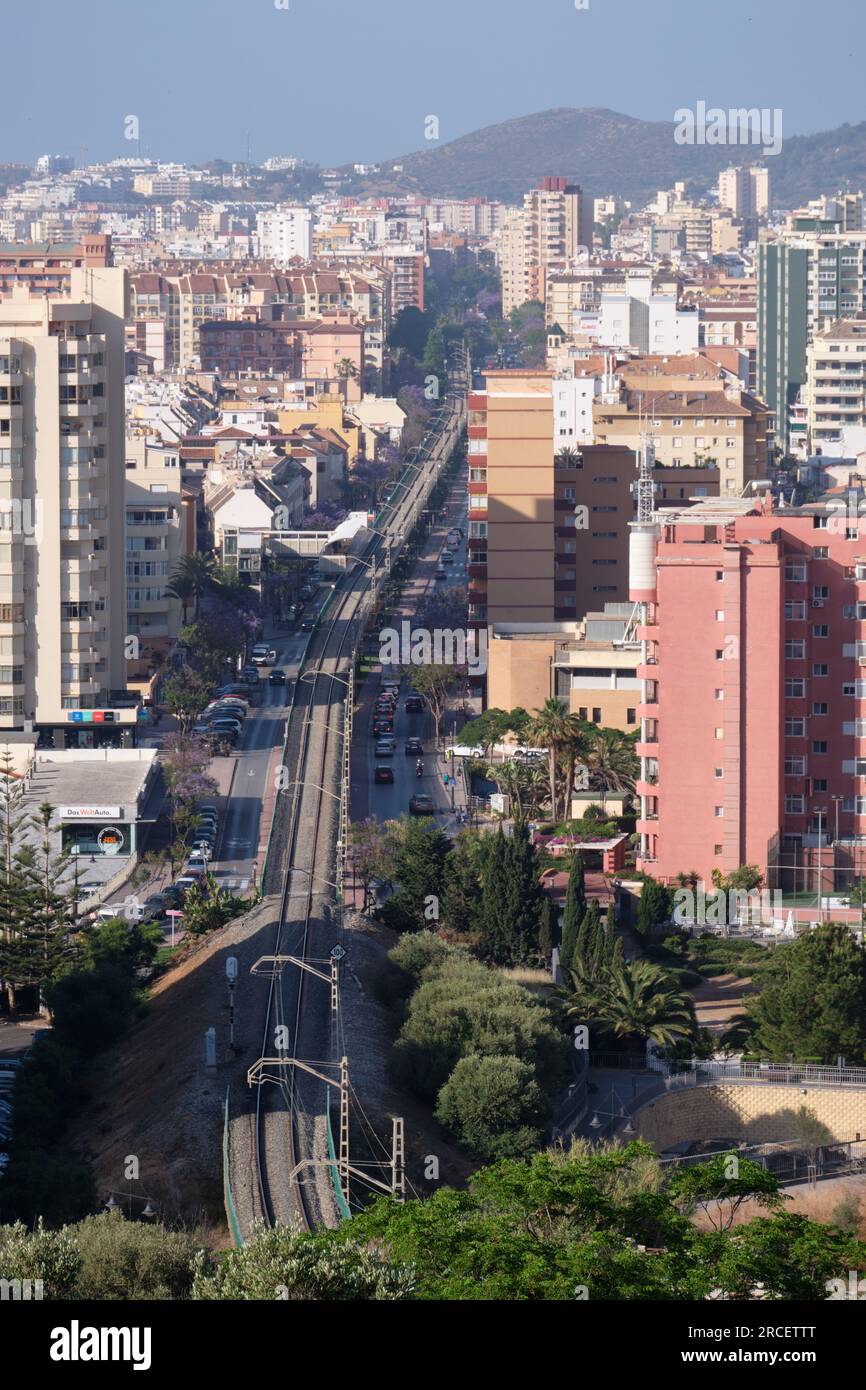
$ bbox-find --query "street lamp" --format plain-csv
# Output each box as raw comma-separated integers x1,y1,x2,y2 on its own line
816,805,828,921
831,793,843,899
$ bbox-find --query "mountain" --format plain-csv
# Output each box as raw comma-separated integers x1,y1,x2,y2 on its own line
343,107,866,208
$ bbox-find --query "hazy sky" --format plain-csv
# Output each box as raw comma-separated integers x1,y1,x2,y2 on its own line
4,0,864,167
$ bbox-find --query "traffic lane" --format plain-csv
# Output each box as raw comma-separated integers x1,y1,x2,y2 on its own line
210,634,304,888
365,685,460,833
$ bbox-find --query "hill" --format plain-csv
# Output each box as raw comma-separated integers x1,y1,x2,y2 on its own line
343,107,866,208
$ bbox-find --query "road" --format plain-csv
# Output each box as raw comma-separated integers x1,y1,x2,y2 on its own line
352,468,470,833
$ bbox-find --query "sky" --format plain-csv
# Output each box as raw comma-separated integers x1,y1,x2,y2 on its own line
3,0,865,168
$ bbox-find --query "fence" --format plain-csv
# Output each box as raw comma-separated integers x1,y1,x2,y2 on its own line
588,1052,866,1089
222,1086,244,1247
659,1136,866,1187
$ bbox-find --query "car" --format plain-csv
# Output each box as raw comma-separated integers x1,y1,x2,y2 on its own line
241,665,260,680
251,644,271,666
198,805,219,819
409,794,435,815
192,835,215,853
301,618,316,633
441,552,454,565
382,681,400,693
434,567,447,581
374,765,395,784
211,719,243,735
269,669,287,685
375,738,396,756
372,720,393,737
205,703,246,720
174,876,201,895
405,696,423,713
215,685,248,698
207,698,249,714
404,737,423,755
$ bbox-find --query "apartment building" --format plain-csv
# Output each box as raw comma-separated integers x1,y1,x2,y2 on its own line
467,372,634,638
129,266,382,369
0,266,133,746
804,315,866,452
499,178,593,316
718,165,770,227
594,381,770,495
487,604,641,730
758,219,866,446
631,488,866,892
124,435,190,649
0,234,111,296
255,207,313,261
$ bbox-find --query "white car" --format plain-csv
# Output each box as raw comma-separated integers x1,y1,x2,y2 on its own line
375,737,396,755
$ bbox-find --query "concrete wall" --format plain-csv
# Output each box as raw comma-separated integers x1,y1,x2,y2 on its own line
636,1082,866,1149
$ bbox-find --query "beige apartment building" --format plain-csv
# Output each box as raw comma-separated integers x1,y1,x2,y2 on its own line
0,266,132,744
499,178,593,317
487,608,641,730
593,381,770,494
804,314,866,450
124,435,190,650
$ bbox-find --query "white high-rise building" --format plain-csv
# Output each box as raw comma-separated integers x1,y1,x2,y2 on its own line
255,206,313,261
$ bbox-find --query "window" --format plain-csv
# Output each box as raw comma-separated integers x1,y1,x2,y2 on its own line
813,740,828,754
714,768,723,779
813,779,828,793
714,727,724,740
715,610,724,621
714,806,724,818
786,640,805,659
785,717,806,736
812,702,829,715
813,547,829,560
785,679,805,698
626,708,636,725
715,688,724,700
716,570,724,581
715,649,724,661
784,757,806,775
785,795,805,814
786,562,808,582
714,844,723,855
813,624,829,638
592,707,601,723
785,601,806,620
812,663,829,677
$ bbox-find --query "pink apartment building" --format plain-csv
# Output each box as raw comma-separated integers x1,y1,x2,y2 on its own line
632,487,866,897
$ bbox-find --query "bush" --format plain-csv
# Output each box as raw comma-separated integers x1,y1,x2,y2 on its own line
71,1212,201,1300
434,1055,546,1159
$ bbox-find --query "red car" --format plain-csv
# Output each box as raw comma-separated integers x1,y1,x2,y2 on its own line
372,718,393,737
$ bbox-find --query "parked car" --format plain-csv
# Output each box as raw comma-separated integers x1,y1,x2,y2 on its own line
250,644,271,666
404,737,423,755
405,696,423,713
434,566,447,580
441,552,455,565
269,669,287,685
375,738,396,756
374,765,395,784
174,876,201,895
210,716,243,731
409,794,435,815
301,618,316,633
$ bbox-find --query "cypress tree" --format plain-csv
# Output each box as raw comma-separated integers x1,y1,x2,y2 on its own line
503,820,544,963
559,853,586,973
480,828,510,963
538,895,556,961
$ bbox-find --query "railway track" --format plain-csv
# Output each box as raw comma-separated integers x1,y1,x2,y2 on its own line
250,353,468,1231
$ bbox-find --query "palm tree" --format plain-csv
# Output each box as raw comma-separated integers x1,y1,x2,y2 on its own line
336,357,358,384
165,553,220,621
555,446,581,466
529,698,586,823
565,958,696,1050
585,727,639,811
